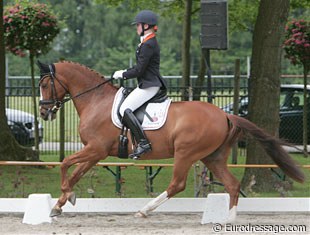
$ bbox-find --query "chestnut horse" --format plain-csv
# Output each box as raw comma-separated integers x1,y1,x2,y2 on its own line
38,61,304,218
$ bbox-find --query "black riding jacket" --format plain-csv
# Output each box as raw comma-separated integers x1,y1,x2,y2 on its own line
123,36,167,89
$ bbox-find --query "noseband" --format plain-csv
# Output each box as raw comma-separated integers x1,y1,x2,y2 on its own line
39,63,113,114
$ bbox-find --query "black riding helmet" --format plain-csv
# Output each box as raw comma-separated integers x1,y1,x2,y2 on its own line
132,10,158,36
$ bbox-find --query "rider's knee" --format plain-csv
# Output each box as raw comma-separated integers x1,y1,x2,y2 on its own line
120,107,132,117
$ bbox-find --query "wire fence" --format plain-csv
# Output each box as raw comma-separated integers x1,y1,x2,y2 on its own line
5,75,308,152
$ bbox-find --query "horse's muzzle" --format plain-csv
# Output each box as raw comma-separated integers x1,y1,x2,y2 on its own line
40,107,57,121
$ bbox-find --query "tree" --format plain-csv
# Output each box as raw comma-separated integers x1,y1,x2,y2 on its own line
180,0,192,101
0,1,38,161
283,19,309,156
241,0,291,192
3,0,60,151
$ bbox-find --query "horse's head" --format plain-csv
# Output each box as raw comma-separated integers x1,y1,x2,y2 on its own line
37,60,69,121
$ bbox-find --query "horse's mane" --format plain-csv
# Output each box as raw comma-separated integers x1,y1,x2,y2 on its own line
59,60,106,80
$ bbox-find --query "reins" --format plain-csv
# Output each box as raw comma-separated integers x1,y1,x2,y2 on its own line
39,63,113,113
60,77,114,105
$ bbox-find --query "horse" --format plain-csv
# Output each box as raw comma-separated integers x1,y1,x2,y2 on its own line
37,60,305,219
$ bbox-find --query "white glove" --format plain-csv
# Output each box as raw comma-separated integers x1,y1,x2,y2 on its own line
113,70,126,79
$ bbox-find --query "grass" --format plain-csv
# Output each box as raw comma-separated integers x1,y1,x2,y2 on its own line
4,94,309,198
0,151,309,199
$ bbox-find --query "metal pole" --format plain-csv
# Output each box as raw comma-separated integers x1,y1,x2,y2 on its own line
203,49,213,104
232,59,241,164
59,107,65,162
115,166,121,195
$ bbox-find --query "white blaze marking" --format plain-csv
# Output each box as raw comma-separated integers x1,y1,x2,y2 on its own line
40,86,43,104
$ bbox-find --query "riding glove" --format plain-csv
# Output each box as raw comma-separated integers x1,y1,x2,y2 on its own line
113,70,126,79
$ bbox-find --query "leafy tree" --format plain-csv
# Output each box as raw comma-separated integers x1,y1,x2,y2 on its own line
3,0,60,151
0,1,38,161
283,19,309,156
95,0,193,99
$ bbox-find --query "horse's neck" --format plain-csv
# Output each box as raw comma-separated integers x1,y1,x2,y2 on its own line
63,69,116,117
70,84,117,117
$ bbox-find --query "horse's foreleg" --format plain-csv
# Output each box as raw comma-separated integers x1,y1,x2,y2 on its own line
135,159,192,218
51,147,104,217
65,160,100,205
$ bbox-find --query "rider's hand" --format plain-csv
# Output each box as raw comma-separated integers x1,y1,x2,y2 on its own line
113,70,126,79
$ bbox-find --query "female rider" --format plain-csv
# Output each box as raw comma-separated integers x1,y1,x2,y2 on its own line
113,10,167,159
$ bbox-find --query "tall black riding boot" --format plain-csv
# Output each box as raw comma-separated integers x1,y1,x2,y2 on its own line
122,109,152,159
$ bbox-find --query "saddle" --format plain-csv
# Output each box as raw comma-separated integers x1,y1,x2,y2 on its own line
117,88,168,124
111,87,171,159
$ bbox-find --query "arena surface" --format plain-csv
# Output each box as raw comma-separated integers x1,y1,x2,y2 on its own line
0,212,309,235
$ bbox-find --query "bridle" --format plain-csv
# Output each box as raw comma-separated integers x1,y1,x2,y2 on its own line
39,64,113,115
39,64,70,114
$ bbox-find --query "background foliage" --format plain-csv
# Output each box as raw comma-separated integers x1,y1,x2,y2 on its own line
3,0,309,77
3,1,60,57
283,19,310,69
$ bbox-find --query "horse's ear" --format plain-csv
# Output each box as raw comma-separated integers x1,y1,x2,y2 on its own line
37,60,50,74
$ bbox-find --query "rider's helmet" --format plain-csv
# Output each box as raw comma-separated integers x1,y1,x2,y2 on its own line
133,10,158,26
132,10,158,35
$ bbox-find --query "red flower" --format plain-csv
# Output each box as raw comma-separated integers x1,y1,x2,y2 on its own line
283,19,309,68
3,1,60,57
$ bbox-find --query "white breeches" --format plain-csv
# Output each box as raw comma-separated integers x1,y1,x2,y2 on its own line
119,86,160,117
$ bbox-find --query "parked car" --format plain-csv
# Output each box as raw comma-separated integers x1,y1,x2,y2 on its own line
222,84,310,144
6,108,43,146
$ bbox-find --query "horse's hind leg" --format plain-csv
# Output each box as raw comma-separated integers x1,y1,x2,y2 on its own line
135,157,193,218
200,146,240,221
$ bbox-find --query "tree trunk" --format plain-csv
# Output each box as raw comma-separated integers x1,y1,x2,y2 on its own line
241,0,290,192
181,0,192,101
193,52,206,101
0,2,38,161
29,54,40,151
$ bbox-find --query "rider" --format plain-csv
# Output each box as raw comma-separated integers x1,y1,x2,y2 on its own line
113,10,167,159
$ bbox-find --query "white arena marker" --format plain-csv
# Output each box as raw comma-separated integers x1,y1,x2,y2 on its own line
22,194,52,225
201,193,230,224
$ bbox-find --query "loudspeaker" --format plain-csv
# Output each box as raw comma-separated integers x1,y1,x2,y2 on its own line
200,0,228,50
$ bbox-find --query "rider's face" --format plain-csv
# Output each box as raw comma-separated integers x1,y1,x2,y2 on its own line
136,23,142,35
136,23,149,35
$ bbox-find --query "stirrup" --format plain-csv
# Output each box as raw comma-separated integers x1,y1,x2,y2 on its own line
129,142,152,160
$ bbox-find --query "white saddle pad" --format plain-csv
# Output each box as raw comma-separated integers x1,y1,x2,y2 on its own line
111,87,171,130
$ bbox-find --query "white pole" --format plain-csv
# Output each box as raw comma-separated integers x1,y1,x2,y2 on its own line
247,56,251,79
5,57,9,107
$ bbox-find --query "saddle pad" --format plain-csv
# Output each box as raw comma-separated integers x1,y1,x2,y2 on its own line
111,87,171,130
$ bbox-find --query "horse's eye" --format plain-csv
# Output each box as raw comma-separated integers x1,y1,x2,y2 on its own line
41,83,48,89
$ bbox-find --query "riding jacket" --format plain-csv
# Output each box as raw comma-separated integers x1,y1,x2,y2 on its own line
123,34,167,90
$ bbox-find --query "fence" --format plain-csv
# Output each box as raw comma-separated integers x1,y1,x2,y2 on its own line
5,75,307,152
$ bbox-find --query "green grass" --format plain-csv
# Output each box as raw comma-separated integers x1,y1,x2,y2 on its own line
0,151,309,198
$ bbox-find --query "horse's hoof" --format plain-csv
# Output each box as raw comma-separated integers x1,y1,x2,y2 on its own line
134,211,147,218
68,192,76,206
50,207,62,217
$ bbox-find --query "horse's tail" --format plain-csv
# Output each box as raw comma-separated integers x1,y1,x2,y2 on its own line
227,114,305,183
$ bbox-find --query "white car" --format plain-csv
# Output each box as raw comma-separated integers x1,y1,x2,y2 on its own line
6,108,43,146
